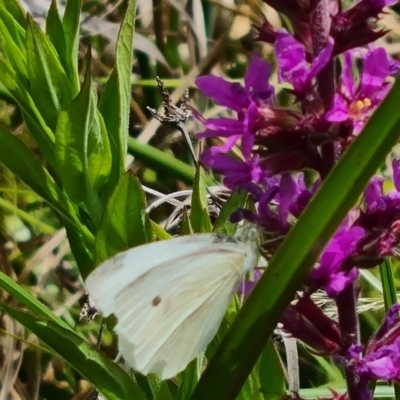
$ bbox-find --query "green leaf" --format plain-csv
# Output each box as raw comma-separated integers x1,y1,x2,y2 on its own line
94,171,152,272
62,0,81,94
0,7,27,79
0,0,26,27
151,221,172,240
46,0,69,77
259,340,286,400
64,219,95,278
379,259,398,311
99,0,137,195
135,373,175,400
177,357,201,399
190,168,212,233
237,367,263,400
0,304,145,400
0,125,84,233
55,49,110,223
0,270,71,330
90,110,113,201
181,209,194,235
0,58,57,168
213,191,248,236
190,71,400,400
26,14,71,128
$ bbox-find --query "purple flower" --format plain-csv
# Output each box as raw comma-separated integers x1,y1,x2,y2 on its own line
275,29,334,96
195,57,274,188
280,294,342,355
196,56,274,113
325,47,395,134
356,159,400,257
201,151,266,189
238,269,263,297
309,225,365,298
349,304,400,381
330,0,396,55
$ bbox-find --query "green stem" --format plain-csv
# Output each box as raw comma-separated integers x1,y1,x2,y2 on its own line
127,137,215,186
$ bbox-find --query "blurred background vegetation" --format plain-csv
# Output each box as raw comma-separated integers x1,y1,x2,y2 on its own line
1,0,400,399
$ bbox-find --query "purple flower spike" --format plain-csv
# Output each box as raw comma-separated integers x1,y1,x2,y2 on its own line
275,29,334,95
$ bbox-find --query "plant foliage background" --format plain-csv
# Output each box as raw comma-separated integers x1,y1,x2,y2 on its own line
1,0,400,399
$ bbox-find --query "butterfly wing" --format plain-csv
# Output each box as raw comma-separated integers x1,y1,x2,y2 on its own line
112,240,254,379
86,234,227,316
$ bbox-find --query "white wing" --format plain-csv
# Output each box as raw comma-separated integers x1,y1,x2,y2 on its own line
86,234,235,316
113,243,254,379
85,233,257,379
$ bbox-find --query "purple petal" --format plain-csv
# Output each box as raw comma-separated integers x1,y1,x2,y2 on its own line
364,177,386,211
279,174,302,225
196,75,249,112
196,118,246,138
360,48,389,98
275,29,307,86
364,356,399,379
244,56,274,101
325,94,350,122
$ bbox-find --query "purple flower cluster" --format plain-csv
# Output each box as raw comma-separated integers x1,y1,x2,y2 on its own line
194,0,400,398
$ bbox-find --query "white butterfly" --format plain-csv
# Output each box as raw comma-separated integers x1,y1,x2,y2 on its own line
85,233,257,380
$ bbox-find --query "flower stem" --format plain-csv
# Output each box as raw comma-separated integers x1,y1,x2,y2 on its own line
336,283,364,400
310,0,335,110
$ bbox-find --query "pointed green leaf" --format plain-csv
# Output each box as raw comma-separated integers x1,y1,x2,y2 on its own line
0,58,56,168
0,7,27,78
62,0,81,93
46,0,69,77
190,168,212,233
89,110,112,197
0,304,145,400
0,0,26,27
55,49,110,222
26,15,71,128
181,208,194,235
94,171,152,270
151,221,172,240
99,0,137,194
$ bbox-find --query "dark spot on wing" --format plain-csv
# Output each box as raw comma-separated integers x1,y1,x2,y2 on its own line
152,296,162,306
